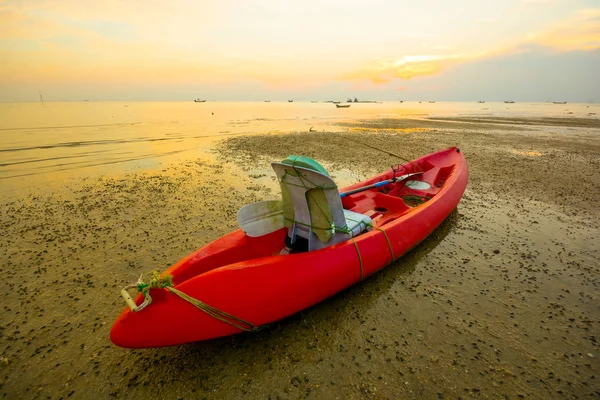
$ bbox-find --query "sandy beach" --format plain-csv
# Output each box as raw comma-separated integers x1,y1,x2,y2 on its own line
1,115,599,399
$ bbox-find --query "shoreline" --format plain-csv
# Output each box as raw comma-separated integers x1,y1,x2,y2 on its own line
1,116,599,399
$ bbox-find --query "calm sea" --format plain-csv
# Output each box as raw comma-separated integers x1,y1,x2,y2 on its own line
0,101,597,196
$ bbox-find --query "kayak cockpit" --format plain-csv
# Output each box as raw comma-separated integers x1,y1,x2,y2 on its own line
237,154,458,253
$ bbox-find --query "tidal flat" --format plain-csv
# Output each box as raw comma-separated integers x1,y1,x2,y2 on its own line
1,116,599,399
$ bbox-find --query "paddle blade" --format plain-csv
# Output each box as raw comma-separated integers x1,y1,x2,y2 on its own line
237,200,284,237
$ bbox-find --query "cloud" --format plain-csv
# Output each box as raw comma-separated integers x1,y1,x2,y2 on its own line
339,8,600,86
527,9,600,51
0,0,343,90
339,54,467,84
0,4,232,87
520,0,555,3
0,9,81,40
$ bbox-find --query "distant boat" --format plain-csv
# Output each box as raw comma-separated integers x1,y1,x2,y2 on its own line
504,100,515,104
311,101,318,103
332,101,341,104
335,104,351,108
264,100,270,102
553,101,567,104
428,101,435,103
288,100,294,103
478,101,485,103
194,99,206,102
399,100,404,103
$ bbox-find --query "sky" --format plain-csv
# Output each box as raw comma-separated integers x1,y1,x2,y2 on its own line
0,0,599,102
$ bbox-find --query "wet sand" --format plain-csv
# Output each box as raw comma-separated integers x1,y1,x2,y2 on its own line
1,117,599,399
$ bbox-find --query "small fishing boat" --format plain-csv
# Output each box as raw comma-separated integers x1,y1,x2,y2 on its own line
264,100,270,103
194,99,206,102
553,101,567,104
478,101,485,103
504,100,515,104
111,147,468,348
288,100,294,103
335,104,351,108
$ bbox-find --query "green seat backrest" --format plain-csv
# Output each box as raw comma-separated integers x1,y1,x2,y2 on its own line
281,155,329,176
273,156,344,246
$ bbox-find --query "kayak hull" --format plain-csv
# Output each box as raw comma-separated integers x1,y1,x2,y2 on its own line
110,147,468,348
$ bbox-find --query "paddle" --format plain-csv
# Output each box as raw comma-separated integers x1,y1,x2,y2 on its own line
339,172,422,197
238,172,424,237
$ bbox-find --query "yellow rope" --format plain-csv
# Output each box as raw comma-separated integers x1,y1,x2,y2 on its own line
348,226,395,282
350,239,364,281
166,287,260,332
137,272,261,332
373,227,395,262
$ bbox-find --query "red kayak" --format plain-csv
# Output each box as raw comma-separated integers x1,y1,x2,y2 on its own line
111,147,468,348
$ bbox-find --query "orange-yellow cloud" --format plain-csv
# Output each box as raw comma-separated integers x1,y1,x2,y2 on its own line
339,8,599,86
339,54,466,84
0,5,340,91
528,9,600,51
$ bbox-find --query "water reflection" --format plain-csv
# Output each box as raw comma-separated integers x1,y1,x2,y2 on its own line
1,101,597,195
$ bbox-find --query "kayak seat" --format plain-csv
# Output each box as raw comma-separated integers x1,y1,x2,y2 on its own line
272,156,372,252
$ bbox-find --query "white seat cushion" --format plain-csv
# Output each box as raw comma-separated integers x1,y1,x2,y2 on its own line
343,210,372,237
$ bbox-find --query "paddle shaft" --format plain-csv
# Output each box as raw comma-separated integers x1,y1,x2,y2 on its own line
339,172,423,198
340,179,393,198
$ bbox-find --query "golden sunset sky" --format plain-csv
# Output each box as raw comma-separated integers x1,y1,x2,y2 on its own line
1,0,599,101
